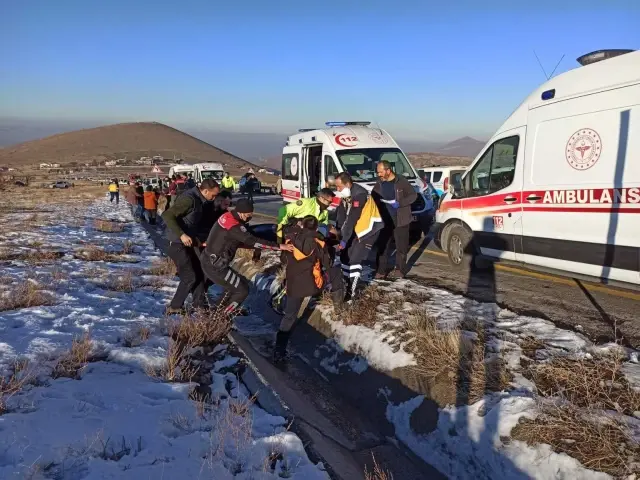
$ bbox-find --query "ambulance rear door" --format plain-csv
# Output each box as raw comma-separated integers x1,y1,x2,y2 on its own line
281,145,303,203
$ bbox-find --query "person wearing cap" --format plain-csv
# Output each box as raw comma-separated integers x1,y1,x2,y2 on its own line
162,178,220,314
201,198,293,315
276,188,335,242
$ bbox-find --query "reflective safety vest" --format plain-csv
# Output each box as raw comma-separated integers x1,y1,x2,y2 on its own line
277,198,329,238
221,176,235,189
108,183,119,192
287,237,325,289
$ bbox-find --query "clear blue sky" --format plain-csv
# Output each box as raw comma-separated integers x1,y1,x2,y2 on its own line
1,0,639,141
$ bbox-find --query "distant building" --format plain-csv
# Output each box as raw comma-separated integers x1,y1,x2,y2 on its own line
105,160,117,167
258,168,266,173
39,163,51,169
51,163,60,168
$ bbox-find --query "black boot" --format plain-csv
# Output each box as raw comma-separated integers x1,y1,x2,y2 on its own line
273,330,290,365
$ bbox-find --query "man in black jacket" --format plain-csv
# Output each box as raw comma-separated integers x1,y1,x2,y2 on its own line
161,179,220,314
201,198,293,315
372,160,417,279
334,172,384,299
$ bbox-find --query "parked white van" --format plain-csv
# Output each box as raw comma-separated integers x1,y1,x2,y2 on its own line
168,164,194,178
193,163,224,184
435,49,640,286
281,121,434,229
417,166,468,197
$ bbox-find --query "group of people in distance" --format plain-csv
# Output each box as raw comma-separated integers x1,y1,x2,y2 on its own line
128,160,414,364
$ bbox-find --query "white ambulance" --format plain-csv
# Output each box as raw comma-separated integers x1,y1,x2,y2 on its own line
280,121,433,225
193,162,225,184
168,164,194,178
435,49,640,286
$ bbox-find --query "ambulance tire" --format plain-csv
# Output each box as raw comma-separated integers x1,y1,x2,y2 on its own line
446,225,475,270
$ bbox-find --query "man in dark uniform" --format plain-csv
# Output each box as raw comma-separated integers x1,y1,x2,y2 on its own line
334,172,384,300
201,198,293,315
161,179,220,314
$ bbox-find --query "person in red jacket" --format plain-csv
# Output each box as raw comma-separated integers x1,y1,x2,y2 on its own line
200,199,293,315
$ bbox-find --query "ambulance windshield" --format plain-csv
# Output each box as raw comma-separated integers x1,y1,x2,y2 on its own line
201,170,224,181
336,148,417,182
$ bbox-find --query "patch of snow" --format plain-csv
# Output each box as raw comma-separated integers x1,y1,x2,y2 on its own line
384,393,611,480
0,199,328,480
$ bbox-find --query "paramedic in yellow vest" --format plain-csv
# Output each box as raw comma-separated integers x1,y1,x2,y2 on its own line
276,188,335,242
334,172,384,300
274,215,344,364
108,179,120,205
221,172,236,192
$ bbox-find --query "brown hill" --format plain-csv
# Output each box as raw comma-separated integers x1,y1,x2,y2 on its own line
407,152,473,168
0,122,260,169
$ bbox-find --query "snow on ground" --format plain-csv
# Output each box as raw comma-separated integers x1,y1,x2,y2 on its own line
231,257,639,479
0,199,328,479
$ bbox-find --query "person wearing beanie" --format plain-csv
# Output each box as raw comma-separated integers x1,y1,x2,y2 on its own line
201,198,293,315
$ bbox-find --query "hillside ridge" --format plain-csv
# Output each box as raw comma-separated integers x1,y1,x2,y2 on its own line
0,121,261,169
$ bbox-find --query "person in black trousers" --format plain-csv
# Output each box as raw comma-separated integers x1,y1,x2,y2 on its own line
161,179,220,314
201,198,293,315
274,215,344,364
371,160,417,279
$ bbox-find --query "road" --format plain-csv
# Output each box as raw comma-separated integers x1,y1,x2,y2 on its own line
250,193,640,348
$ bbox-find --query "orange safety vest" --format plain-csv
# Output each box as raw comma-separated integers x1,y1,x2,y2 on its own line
287,237,325,289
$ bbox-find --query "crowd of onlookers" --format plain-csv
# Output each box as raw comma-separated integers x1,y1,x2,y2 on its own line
107,171,263,226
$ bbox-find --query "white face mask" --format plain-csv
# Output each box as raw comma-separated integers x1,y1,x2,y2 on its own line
337,187,351,199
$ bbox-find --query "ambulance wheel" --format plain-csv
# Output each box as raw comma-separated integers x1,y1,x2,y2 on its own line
446,225,474,269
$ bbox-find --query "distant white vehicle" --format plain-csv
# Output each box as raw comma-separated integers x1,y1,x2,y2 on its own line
168,164,195,178
417,166,468,197
193,162,225,184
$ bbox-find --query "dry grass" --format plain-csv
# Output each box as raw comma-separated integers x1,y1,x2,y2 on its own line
336,284,385,328
364,454,394,480
519,336,545,357
0,280,56,312
0,248,64,265
0,359,34,414
121,240,135,254
512,403,638,478
52,333,92,379
170,308,233,348
74,246,128,263
93,219,126,233
408,311,511,405
122,326,152,347
147,308,233,383
525,355,640,418
102,271,165,293
145,340,197,382
146,256,176,277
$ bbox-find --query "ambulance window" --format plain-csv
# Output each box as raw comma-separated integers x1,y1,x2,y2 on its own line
467,136,519,196
432,172,443,183
324,155,339,187
422,171,431,183
282,154,299,181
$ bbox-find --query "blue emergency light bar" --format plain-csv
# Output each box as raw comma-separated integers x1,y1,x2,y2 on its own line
325,121,371,127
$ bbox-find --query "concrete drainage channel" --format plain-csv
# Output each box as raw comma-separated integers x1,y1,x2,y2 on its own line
142,222,445,479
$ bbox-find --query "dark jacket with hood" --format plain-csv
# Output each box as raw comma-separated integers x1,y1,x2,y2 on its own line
204,211,280,271
196,195,229,244
372,174,417,228
284,226,331,299
162,186,207,243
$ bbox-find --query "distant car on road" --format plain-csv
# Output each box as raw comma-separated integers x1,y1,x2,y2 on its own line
48,181,72,189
